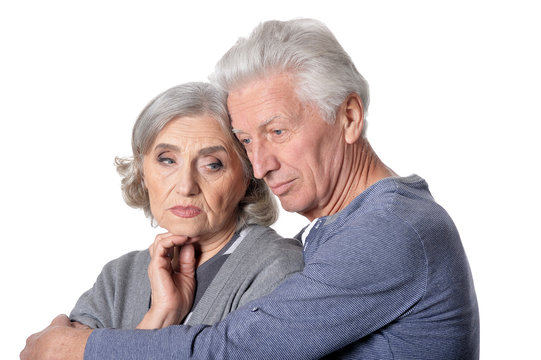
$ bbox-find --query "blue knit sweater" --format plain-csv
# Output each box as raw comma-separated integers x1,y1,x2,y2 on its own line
85,175,479,359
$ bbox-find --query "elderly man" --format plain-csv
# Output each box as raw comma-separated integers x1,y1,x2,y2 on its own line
22,19,479,359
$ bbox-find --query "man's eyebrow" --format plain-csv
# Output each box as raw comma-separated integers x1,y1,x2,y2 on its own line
260,115,281,128
231,115,281,134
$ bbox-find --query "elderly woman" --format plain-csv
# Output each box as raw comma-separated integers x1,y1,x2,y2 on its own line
69,82,303,329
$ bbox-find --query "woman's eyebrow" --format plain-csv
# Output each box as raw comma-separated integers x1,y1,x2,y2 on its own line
154,143,180,152
198,145,227,156
154,143,226,156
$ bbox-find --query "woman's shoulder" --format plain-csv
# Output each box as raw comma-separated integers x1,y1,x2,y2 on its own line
233,225,303,273
100,248,150,276
230,225,304,306
241,224,302,253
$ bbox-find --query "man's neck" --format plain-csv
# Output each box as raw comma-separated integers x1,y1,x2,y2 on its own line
303,138,396,221
348,137,396,195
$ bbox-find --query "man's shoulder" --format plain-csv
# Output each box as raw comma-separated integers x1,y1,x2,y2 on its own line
331,175,449,234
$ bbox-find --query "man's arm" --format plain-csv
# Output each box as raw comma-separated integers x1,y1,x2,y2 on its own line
83,225,426,359
20,315,91,360
23,218,425,359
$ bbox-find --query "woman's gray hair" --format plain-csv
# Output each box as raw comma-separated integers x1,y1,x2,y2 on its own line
210,18,370,134
115,82,278,230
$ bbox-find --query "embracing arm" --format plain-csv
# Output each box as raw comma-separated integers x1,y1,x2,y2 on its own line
24,218,426,359
83,223,427,359
20,315,92,360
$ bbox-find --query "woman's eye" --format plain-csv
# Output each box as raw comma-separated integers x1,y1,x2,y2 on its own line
206,161,223,171
158,156,175,165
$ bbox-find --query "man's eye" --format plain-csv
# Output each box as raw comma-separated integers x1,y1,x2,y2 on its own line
241,138,252,145
273,129,283,136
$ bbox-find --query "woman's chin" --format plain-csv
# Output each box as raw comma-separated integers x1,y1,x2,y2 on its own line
164,226,203,241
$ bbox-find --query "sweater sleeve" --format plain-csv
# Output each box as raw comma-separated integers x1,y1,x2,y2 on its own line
84,213,428,359
70,250,151,329
69,266,112,328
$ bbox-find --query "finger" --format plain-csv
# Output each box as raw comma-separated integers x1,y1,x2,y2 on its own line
70,320,92,329
154,235,190,259
25,332,38,346
148,235,192,278
172,246,182,272
50,314,70,326
151,232,173,254
178,244,196,278
148,233,178,261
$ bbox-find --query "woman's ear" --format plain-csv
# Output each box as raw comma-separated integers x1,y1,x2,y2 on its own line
339,93,364,144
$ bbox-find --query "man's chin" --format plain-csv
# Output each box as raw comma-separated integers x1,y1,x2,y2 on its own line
277,195,305,214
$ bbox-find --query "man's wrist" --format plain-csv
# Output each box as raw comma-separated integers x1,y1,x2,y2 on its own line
61,326,92,359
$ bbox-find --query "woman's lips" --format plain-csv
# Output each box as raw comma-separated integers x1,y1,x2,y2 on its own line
169,206,202,218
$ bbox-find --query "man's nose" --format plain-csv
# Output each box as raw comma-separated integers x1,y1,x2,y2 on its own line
250,142,279,179
175,166,200,196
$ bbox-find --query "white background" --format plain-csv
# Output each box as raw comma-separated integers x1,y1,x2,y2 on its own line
1,1,539,358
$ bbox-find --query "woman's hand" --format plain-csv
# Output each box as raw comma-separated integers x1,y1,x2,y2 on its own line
137,233,197,329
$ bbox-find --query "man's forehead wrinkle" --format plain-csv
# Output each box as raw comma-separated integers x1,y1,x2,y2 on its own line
230,76,292,109
229,95,282,130
260,115,281,128
231,91,282,113
228,74,301,134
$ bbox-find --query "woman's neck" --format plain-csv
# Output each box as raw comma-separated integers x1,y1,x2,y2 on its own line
193,223,237,267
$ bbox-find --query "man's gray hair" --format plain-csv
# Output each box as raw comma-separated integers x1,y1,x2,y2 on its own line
211,18,370,129
115,82,278,229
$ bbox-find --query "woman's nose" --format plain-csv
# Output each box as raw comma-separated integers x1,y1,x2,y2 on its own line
175,167,200,196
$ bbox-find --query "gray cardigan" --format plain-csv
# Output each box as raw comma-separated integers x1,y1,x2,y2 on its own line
70,225,304,328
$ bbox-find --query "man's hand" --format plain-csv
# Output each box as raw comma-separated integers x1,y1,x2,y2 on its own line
137,232,197,329
20,314,92,360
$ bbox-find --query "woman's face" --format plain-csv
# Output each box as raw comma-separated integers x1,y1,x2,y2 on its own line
143,115,247,241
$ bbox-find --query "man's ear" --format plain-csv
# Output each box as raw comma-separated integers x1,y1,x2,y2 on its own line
339,93,364,144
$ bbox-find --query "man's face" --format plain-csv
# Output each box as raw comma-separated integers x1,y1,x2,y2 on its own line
228,73,345,220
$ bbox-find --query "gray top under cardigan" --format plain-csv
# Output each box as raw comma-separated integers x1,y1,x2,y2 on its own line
70,224,304,328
